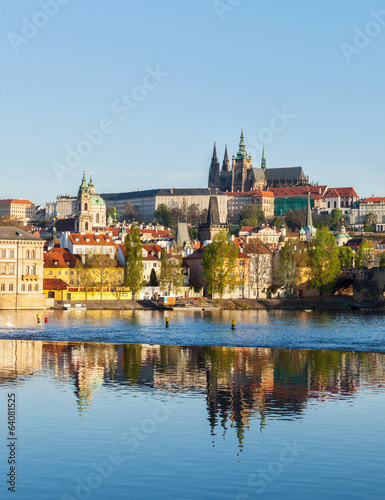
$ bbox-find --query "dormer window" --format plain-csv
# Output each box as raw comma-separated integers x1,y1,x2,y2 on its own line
54,260,59,266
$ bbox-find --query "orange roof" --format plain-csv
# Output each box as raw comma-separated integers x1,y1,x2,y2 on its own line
270,186,328,198
43,278,68,290
327,187,358,198
325,188,340,198
44,248,80,268
0,199,34,205
239,226,256,233
362,197,385,203
69,233,115,245
253,190,274,198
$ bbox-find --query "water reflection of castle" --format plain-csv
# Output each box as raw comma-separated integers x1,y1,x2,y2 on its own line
1,341,384,448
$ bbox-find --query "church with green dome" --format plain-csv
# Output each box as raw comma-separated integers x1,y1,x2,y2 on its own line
75,172,106,232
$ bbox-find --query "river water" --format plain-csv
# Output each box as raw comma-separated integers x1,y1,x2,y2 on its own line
0,310,384,499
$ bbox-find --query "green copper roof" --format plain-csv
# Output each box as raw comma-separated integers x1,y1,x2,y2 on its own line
236,128,248,159
88,174,95,188
90,194,105,206
78,172,89,194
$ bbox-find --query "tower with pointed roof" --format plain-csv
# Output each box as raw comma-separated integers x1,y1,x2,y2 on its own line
261,145,266,171
304,192,317,241
231,129,253,192
222,145,230,172
75,172,106,233
198,196,228,244
208,143,221,190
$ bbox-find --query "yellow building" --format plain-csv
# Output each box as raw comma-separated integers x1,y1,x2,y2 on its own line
0,226,46,309
43,247,130,301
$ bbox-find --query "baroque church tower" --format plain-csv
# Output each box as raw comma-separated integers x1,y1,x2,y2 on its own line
75,172,106,233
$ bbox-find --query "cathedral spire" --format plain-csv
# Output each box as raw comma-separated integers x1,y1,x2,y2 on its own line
212,142,218,160
261,145,266,171
222,144,230,172
208,142,221,190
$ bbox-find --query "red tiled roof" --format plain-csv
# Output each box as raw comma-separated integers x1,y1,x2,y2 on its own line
270,186,328,198
325,189,340,198
328,187,358,198
225,190,258,197
0,199,34,205
362,197,385,203
69,233,115,245
43,278,68,291
239,226,256,233
253,190,274,198
44,248,80,268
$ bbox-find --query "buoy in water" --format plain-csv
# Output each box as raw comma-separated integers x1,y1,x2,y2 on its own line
165,316,169,328
231,320,236,330
45,317,48,323
37,313,41,324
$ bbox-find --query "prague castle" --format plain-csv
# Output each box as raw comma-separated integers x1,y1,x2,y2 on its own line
208,130,310,193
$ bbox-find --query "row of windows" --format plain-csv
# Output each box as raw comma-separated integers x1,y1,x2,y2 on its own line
0,249,37,259
0,265,15,274
0,283,39,292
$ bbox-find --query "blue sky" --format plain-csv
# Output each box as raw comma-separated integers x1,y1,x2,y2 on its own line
0,0,384,204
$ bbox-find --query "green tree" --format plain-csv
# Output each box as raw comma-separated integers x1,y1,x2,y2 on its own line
124,223,144,299
354,240,374,268
272,216,283,229
239,204,265,227
149,268,158,286
308,226,341,295
106,207,120,220
159,249,183,295
338,246,353,267
203,230,239,299
276,239,302,296
380,252,385,267
330,208,342,230
154,204,172,227
366,212,378,230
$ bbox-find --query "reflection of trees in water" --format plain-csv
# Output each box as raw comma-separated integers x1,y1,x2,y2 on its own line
12,341,385,447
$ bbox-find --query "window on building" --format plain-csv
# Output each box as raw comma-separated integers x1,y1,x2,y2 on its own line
9,265,14,274
84,203,88,211
96,213,99,223
49,270,53,275
1,266,5,274
0,283,5,291
9,250,14,258
85,222,89,230
334,201,337,208
26,250,30,258
21,284,25,291
28,284,32,291
34,284,38,291
1,250,6,258
58,271,61,275
31,250,35,258
8,284,13,291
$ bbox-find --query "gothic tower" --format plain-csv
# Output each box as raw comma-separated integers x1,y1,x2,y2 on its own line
261,145,266,171
222,144,230,172
208,143,221,190
231,129,253,192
